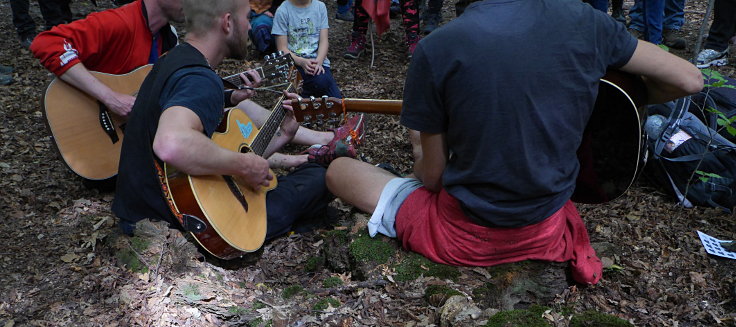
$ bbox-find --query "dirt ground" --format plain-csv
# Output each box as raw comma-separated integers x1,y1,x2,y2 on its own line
0,0,734,326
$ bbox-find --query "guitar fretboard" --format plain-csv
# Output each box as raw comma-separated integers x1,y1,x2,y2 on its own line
249,84,295,156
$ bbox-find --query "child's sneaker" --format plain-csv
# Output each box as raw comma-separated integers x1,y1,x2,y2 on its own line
331,114,365,148
344,32,366,59
305,142,357,167
696,48,729,68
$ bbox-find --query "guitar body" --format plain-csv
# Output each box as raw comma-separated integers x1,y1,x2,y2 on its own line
572,70,648,204
164,108,277,259
43,65,152,180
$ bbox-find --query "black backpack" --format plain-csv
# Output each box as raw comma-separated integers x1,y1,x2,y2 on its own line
644,96,736,212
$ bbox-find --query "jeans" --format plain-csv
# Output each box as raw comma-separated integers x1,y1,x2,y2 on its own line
296,65,343,99
265,163,333,240
704,0,736,52
9,0,70,38
629,0,685,44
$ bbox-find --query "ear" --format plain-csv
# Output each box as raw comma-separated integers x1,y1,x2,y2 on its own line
221,12,233,34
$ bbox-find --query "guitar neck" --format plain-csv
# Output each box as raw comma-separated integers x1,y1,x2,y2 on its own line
250,84,295,156
342,98,402,115
222,67,265,89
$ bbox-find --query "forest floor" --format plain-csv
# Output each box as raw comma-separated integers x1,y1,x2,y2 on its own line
0,0,734,326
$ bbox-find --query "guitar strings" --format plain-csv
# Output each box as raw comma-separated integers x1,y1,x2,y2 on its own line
237,82,290,94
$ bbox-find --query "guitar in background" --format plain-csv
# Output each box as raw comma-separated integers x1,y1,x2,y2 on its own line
290,71,647,204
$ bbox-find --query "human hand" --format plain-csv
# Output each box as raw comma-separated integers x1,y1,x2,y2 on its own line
231,70,262,103
103,92,136,117
303,60,320,76
237,152,273,190
280,93,300,137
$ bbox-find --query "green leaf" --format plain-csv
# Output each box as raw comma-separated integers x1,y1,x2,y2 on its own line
727,125,736,137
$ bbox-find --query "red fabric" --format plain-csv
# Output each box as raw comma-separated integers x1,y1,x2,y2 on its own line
361,0,391,36
395,188,603,284
31,0,156,76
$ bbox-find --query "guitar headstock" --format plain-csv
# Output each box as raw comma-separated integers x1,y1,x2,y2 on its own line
291,95,344,129
222,51,294,90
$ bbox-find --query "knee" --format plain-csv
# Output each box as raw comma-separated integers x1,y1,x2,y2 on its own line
326,157,353,191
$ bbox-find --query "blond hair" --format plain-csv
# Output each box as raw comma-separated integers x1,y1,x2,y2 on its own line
183,0,239,35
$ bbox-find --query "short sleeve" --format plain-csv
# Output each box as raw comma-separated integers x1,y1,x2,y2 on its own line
272,3,289,36
159,67,224,136
400,43,446,133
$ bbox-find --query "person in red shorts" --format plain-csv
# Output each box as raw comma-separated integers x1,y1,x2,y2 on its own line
325,0,703,285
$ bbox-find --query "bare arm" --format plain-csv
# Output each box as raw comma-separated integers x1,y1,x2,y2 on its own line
59,63,136,117
412,131,447,192
311,28,329,75
275,35,309,71
619,40,703,104
153,106,272,189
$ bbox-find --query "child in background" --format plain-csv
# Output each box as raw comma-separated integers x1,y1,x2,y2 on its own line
272,0,343,98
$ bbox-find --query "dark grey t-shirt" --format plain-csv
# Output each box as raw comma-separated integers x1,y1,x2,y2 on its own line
400,0,637,227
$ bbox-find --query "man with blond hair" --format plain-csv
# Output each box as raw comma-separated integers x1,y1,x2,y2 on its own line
113,0,334,240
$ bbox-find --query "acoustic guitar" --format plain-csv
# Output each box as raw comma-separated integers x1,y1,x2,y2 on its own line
290,70,647,204
161,67,299,260
43,52,294,181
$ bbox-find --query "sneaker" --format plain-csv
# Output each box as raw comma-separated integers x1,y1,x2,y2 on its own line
406,33,421,58
0,74,13,86
663,29,687,50
0,65,13,75
344,32,366,59
331,114,365,147
696,49,729,68
336,10,354,22
305,142,357,166
19,33,35,49
422,12,441,34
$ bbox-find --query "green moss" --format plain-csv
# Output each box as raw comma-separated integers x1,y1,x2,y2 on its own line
282,285,305,299
228,305,248,315
181,283,202,302
129,236,150,252
349,233,396,264
322,276,344,288
304,256,322,272
115,249,148,273
485,305,551,327
569,310,633,327
324,229,349,242
252,301,266,310
393,252,460,282
313,297,341,311
247,318,272,327
424,285,462,301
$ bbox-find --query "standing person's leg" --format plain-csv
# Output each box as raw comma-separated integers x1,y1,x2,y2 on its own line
628,0,644,35
704,0,736,52
400,0,421,56
662,0,687,49
611,0,626,23
642,0,665,44
344,0,369,59
37,0,66,30
697,0,736,67
583,0,608,12
9,0,36,47
422,0,443,34
336,0,354,21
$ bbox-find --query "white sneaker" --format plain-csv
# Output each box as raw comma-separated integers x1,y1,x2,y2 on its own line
696,48,729,68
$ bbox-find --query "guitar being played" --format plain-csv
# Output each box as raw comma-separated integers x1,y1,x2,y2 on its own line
112,0,354,259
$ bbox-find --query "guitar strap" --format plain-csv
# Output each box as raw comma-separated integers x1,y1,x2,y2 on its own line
153,160,207,234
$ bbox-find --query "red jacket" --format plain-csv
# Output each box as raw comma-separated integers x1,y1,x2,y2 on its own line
31,0,176,76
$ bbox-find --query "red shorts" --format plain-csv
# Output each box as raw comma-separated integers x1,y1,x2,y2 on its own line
395,188,602,284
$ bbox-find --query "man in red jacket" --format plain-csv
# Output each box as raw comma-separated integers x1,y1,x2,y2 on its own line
31,0,184,118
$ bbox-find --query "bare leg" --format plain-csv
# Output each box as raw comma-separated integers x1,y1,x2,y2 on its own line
236,100,334,146
326,157,399,213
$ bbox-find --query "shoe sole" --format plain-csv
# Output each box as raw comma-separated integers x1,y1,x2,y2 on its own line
697,58,728,69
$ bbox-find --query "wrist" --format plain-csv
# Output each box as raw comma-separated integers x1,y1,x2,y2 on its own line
224,89,235,107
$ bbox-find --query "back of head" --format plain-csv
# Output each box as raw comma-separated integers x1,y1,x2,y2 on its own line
183,0,239,35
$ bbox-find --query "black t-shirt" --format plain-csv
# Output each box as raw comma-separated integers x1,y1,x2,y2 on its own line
400,0,637,227
113,43,223,225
